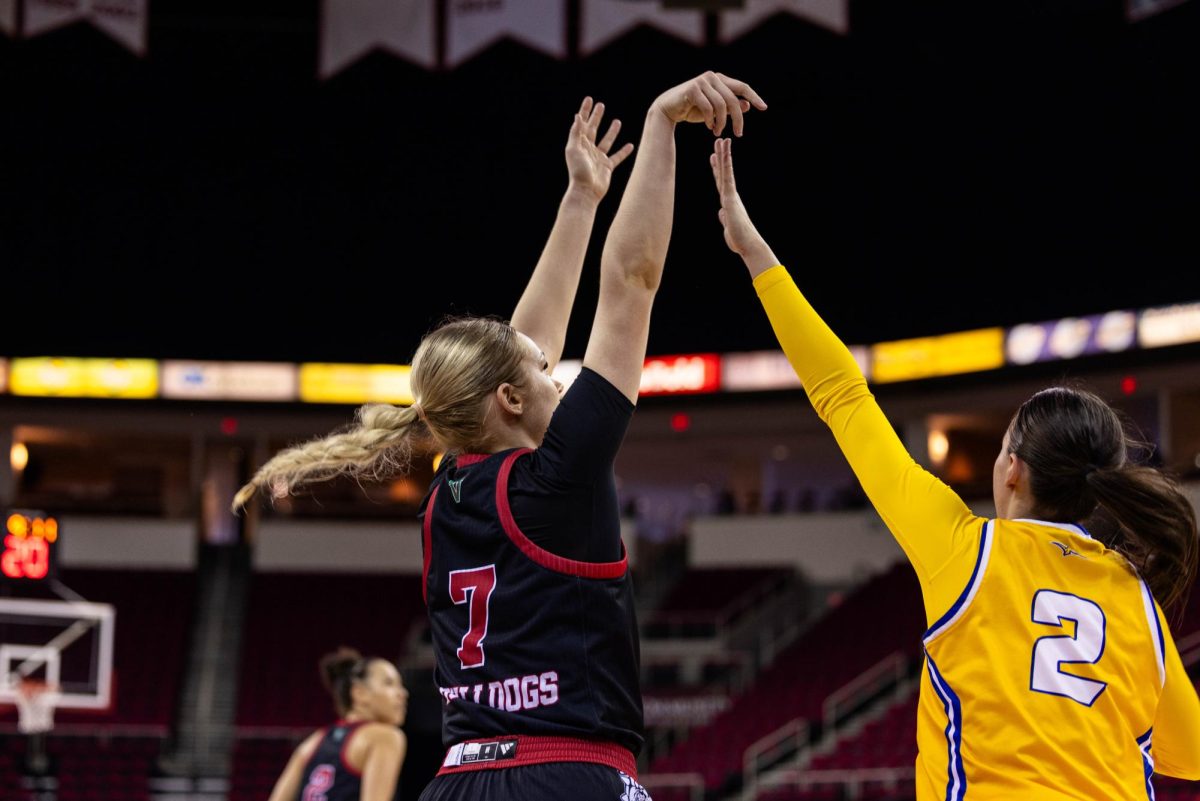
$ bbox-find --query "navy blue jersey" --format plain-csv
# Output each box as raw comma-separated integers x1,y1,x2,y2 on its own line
418,369,643,756
296,722,364,801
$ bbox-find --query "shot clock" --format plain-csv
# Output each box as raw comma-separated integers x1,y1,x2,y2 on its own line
1,510,59,582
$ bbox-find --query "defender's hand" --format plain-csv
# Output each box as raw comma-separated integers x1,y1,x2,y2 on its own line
710,137,778,275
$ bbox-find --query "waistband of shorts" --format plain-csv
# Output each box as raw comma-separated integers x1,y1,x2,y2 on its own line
437,735,637,778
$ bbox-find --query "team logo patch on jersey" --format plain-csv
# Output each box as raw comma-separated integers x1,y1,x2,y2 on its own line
1050,540,1086,559
448,477,465,503
443,739,518,767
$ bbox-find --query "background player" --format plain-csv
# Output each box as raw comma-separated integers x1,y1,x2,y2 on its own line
707,135,1200,799
267,648,408,801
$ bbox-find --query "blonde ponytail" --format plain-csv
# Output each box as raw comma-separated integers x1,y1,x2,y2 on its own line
231,316,529,513
231,404,421,512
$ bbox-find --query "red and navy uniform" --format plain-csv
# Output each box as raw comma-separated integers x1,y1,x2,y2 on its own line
296,721,366,801
418,368,646,795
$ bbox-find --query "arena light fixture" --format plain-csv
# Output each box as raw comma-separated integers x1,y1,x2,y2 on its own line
928,430,950,468
10,442,28,473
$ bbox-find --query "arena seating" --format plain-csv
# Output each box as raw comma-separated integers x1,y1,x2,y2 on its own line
643,564,796,641
654,567,792,617
54,735,161,801
1158,777,1200,801
649,563,924,790
228,736,299,801
807,697,917,773
757,787,914,801
236,572,425,727
0,733,161,801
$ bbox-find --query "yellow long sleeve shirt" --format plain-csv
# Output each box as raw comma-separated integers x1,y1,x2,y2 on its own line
754,265,1200,799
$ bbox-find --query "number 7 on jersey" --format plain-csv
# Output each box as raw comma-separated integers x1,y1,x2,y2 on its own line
449,565,497,669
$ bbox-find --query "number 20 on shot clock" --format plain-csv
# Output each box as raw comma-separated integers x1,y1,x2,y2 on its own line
1,510,59,582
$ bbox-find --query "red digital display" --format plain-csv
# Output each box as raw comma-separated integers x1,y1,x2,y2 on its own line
1,511,59,582
639,354,721,396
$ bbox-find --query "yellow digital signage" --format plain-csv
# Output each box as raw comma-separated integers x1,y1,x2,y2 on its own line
299,363,414,405
871,328,1005,384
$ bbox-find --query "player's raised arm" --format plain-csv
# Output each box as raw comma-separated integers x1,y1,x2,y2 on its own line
708,137,981,598
511,97,634,371
584,73,766,404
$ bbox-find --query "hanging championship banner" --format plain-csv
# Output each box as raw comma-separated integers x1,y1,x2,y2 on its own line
0,0,16,37
319,0,435,79
1126,0,1191,20
719,0,847,41
24,0,148,55
446,0,566,68
580,0,704,56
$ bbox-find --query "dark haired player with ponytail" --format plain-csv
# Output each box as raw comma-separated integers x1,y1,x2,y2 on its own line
707,136,1200,800
267,648,408,801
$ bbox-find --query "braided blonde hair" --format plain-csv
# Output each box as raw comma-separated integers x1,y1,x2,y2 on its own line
231,317,529,512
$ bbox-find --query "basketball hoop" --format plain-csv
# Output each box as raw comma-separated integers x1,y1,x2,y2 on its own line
14,675,58,734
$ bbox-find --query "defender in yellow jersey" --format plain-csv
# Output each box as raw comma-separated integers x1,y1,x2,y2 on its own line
706,137,1200,800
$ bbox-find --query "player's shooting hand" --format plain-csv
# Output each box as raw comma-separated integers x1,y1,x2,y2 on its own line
566,96,635,202
652,72,766,137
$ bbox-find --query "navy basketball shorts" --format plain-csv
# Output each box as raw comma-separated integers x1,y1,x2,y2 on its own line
419,763,653,801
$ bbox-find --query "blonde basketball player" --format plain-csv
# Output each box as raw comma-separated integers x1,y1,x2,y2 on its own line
708,136,1200,800
236,76,766,801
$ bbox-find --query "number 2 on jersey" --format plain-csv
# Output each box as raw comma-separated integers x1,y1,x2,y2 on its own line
1030,589,1108,707
449,565,497,669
